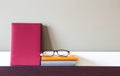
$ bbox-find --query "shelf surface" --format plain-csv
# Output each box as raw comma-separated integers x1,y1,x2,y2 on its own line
0,66,120,76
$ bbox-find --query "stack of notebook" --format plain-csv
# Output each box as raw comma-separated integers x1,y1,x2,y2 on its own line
41,55,78,66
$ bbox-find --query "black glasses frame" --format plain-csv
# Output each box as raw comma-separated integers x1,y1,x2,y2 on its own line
42,49,70,56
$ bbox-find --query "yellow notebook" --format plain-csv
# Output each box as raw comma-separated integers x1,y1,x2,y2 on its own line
41,55,78,61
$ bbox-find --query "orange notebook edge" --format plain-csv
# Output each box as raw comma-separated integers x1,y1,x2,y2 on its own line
41,55,78,61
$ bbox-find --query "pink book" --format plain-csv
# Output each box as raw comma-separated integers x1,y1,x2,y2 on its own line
11,23,42,66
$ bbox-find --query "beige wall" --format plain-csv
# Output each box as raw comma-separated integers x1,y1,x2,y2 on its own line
0,0,120,51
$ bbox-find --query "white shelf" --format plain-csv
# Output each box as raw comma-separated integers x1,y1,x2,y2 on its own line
0,51,120,66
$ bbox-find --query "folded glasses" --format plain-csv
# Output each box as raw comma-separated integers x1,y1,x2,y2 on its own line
41,49,70,56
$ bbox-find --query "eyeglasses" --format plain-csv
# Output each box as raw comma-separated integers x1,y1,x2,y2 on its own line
41,49,70,56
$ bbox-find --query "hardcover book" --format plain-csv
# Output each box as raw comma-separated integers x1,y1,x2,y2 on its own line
11,23,42,66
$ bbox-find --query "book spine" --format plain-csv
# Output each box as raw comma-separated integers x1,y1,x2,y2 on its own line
41,61,77,66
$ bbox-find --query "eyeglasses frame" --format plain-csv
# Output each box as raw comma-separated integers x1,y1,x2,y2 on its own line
42,49,70,56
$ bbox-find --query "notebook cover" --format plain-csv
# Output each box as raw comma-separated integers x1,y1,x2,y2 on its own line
41,61,77,66
11,23,42,66
42,55,78,61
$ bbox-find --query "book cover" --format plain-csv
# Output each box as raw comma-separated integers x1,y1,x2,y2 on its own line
41,61,77,66
11,23,42,66
42,55,78,61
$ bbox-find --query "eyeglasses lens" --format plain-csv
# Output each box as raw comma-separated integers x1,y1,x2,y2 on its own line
43,51,54,56
57,50,69,56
